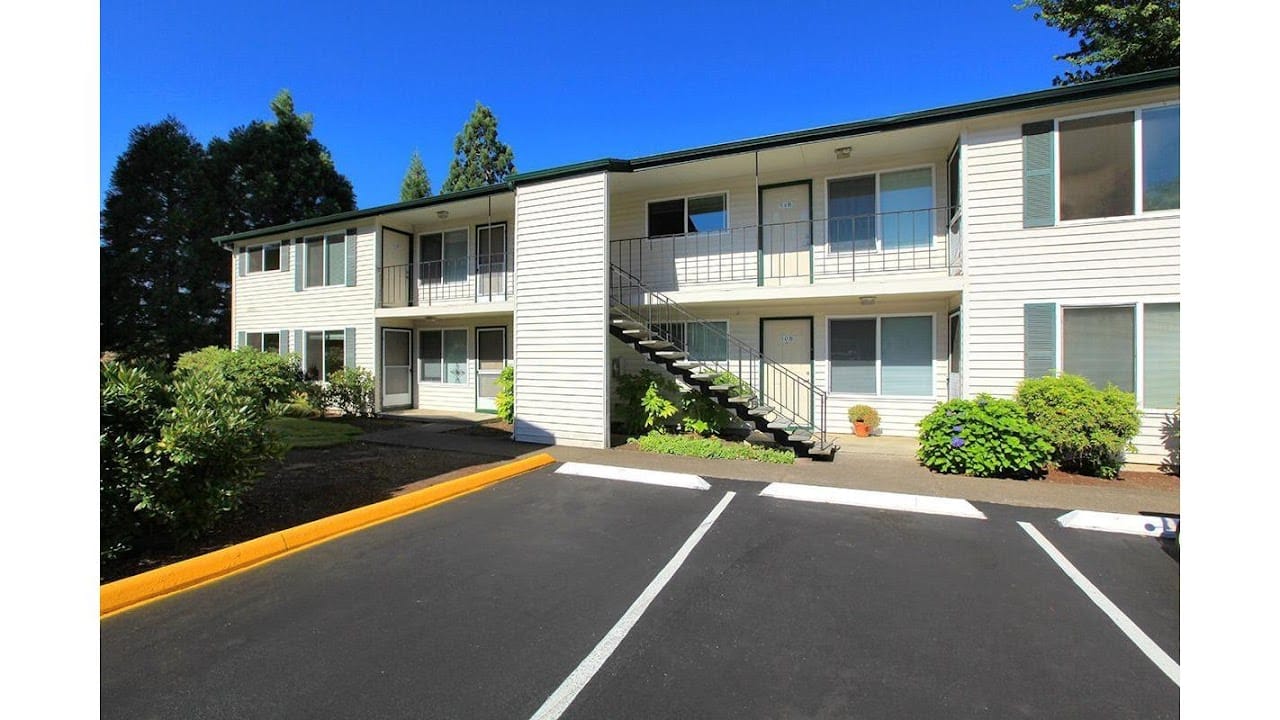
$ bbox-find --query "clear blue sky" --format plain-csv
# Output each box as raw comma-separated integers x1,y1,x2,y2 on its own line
102,0,1073,209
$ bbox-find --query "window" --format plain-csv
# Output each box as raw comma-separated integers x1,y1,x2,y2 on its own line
827,168,934,252
647,321,728,363
246,243,280,273
1060,303,1179,408
646,194,727,236
829,315,933,396
304,330,344,381
420,229,468,283
305,233,346,287
1055,105,1179,221
420,329,467,383
244,332,281,353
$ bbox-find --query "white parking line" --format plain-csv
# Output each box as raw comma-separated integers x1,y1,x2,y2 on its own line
1057,510,1179,538
528,491,737,720
1018,521,1180,686
760,482,987,519
555,462,710,491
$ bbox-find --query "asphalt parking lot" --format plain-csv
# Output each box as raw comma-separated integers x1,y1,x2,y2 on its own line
101,463,1179,719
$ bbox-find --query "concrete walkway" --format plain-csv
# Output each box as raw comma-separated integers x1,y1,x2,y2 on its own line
360,425,1179,516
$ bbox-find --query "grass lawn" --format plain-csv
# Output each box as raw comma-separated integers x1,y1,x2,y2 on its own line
269,417,364,449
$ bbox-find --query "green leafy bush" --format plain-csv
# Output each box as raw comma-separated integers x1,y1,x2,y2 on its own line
496,365,515,423
917,395,1053,479
1014,374,1141,479
174,346,304,410
847,404,881,430
615,370,680,434
681,391,733,436
100,360,283,564
324,366,376,417
632,431,795,464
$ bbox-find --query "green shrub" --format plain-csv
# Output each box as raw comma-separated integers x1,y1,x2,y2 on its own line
680,391,733,436
100,360,283,564
917,395,1053,479
632,431,795,464
615,370,680,434
1014,374,1141,479
324,367,376,417
275,391,323,418
847,404,881,430
174,346,304,410
496,365,515,423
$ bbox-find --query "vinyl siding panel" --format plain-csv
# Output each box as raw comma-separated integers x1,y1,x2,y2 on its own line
962,90,1180,463
513,172,609,448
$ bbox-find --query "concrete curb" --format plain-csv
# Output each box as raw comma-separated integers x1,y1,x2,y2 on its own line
101,452,557,618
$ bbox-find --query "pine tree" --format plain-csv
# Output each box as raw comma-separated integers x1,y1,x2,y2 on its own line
101,118,226,363
441,102,516,193
399,150,432,201
1017,1,1180,85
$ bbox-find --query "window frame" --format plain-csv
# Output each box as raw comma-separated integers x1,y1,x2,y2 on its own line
303,329,344,382
1056,300,1179,411
245,242,281,274
419,327,469,385
644,192,730,237
826,313,936,398
243,331,282,353
303,232,348,288
1051,101,1180,226
824,163,938,254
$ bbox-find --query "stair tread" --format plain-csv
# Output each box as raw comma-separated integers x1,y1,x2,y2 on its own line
746,405,773,415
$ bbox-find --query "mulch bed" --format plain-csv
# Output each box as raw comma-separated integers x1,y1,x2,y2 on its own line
101,418,503,584
1041,467,1179,492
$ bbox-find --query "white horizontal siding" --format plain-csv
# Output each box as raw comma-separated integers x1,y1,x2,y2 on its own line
513,172,609,448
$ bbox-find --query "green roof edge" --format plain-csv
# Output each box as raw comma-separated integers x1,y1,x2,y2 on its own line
214,68,1177,245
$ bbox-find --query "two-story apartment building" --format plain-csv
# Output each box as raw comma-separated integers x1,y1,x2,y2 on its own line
216,69,1179,464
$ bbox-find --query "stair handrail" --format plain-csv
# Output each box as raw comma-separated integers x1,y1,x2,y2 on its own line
609,263,828,451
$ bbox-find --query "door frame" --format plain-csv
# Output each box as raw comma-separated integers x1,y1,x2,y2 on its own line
757,180,814,286
758,316,815,424
948,309,962,400
380,327,415,410
474,325,507,413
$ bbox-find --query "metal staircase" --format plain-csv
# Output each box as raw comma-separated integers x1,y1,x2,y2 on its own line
609,264,837,460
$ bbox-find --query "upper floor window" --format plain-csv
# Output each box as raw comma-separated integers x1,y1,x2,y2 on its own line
647,194,727,236
1055,105,1180,222
828,168,934,252
305,232,347,287
246,243,280,273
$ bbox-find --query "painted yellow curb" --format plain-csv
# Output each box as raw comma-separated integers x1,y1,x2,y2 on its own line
101,452,556,618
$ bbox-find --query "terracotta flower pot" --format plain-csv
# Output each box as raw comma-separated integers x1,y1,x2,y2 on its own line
854,421,870,437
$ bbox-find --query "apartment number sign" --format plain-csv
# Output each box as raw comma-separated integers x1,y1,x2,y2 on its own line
779,200,795,209
781,334,796,344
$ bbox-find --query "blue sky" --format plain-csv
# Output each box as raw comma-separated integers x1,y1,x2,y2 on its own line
102,1,1072,209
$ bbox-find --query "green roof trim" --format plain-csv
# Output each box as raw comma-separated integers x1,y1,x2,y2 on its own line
214,68,1177,245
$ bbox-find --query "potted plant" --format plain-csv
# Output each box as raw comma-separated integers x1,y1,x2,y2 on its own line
848,404,880,437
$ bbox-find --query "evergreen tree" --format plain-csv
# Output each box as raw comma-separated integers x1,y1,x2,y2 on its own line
206,89,356,234
101,118,227,363
399,150,432,201
441,102,516,193
1018,1,1180,85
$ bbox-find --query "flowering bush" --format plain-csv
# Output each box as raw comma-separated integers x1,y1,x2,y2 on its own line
917,395,1053,479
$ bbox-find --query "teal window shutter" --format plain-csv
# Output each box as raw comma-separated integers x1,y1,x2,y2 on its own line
344,327,357,368
238,247,247,276
294,330,305,363
280,242,289,273
345,228,358,286
294,239,305,292
279,328,289,355
1022,121,1055,228
1023,303,1057,378
236,331,246,349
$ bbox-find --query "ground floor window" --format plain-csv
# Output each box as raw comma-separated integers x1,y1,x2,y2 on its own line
420,329,467,383
648,321,729,362
829,315,933,396
304,330,344,381
1061,302,1179,408
245,331,281,353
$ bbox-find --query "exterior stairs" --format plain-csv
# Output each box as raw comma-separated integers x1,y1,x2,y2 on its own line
608,264,837,460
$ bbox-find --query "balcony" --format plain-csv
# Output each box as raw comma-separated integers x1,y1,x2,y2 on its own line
379,253,511,308
609,207,961,293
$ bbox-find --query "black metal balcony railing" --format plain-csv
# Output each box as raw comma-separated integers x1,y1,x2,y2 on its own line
379,253,510,307
610,206,962,291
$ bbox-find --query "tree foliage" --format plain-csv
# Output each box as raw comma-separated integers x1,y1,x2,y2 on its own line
441,102,516,193
399,150,433,201
1017,1,1180,85
205,89,356,235
100,118,227,364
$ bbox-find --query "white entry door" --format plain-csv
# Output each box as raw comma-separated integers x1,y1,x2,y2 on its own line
475,327,506,412
760,317,813,425
381,328,413,408
760,183,811,285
